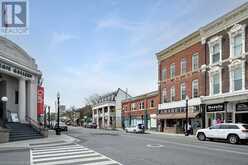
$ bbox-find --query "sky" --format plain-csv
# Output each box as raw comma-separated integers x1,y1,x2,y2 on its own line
5,0,248,111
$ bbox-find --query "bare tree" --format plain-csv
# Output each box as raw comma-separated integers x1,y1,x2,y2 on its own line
84,94,100,105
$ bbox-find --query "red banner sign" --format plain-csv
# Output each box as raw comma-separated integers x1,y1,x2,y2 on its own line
37,86,44,116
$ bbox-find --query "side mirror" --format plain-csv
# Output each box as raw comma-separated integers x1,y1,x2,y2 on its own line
209,127,212,130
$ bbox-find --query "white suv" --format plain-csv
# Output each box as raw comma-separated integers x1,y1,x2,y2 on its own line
196,123,248,144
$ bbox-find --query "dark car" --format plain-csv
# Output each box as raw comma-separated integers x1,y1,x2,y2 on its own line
54,122,68,131
85,122,97,129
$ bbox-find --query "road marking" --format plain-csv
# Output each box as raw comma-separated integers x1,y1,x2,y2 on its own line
122,133,248,156
146,144,164,148
30,141,121,165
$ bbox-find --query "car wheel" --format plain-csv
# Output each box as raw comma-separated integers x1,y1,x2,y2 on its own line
197,132,206,141
227,134,239,144
125,130,128,133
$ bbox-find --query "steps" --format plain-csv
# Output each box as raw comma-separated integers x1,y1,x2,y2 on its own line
5,122,43,142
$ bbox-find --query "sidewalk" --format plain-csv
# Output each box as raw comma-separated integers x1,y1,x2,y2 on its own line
0,130,79,152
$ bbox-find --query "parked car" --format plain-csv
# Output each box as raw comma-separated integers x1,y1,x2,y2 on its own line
85,122,97,129
196,123,248,144
54,122,68,131
125,124,145,133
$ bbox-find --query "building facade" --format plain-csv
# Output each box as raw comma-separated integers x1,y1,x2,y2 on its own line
156,31,205,134
0,36,42,126
122,91,159,130
200,3,248,127
92,88,130,129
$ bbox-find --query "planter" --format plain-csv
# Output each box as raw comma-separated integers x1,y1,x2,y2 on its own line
40,128,48,137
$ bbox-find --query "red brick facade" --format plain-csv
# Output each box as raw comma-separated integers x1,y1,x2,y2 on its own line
158,41,205,102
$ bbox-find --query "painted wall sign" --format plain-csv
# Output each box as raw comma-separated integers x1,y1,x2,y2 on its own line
236,102,248,111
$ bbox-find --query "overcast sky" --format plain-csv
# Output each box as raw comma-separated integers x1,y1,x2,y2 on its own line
5,0,248,111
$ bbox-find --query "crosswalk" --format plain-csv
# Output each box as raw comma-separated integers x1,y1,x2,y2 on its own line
30,141,121,165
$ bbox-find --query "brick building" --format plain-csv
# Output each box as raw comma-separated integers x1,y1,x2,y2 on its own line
122,91,159,130
156,31,205,134
200,3,248,127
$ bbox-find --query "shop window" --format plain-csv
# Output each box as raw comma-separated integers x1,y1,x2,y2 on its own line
226,113,232,123
180,58,187,75
192,53,199,71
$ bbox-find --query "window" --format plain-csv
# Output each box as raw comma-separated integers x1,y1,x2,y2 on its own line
170,86,175,101
210,125,220,129
233,33,242,57
212,43,220,64
15,91,19,104
212,72,220,95
233,66,242,91
150,100,154,108
170,63,175,79
180,82,186,100
162,88,167,103
139,101,144,110
131,103,136,111
161,68,166,81
192,79,198,98
180,58,187,74
192,53,199,71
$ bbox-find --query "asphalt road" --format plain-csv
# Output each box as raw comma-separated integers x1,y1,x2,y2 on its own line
67,127,248,165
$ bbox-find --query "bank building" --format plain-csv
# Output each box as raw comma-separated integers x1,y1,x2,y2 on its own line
0,36,44,142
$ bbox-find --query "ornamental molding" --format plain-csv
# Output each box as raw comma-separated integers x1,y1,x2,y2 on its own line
200,2,248,41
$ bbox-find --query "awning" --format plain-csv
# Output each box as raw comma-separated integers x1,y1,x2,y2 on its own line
157,112,200,120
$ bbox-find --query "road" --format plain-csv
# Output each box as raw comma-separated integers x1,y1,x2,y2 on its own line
67,127,248,165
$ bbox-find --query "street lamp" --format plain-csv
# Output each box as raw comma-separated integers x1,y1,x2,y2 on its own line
56,92,61,135
48,106,51,129
1,96,8,125
185,95,189,136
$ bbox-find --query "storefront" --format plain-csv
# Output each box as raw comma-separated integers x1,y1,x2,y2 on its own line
235,102,248,124
206,103,225,127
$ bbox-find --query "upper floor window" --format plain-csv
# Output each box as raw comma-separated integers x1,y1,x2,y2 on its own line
162,88,167,103
229,24,246,58
131,103,136,111
192,53,199,71
170,86,176,101
230,63,244,92
192,79,199,98
180,58,187,74
139,101,144,110
212,43,220,64
212,72,220,95
170,63,175,79
162,67,166,81
180,82,186,100
150,100,154,108
233,34,242,57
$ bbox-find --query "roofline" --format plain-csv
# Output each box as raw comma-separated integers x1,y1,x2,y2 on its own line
122,90,158,103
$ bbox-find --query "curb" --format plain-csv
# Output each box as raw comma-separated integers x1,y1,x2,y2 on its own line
0,147,29,153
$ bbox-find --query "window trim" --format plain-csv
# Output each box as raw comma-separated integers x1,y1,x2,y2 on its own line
180,82,186,100
161,67,166,81
228,60,245,92
170,86,176,101
180,58,187,75
192,53,199,71
170,63,175,79
208,36,222,66
192,79,199,98
228,24,246,59
209,67,222,96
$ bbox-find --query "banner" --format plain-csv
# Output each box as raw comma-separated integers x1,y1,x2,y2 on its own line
37,86,44,116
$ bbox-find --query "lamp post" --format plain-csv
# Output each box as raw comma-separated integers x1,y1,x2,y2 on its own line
56,92,61,135
48,106,51,129
44,105,47,128
185,95,189,136
1,96,8,125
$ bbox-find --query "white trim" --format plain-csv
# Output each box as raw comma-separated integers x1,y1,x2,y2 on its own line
208,35,222,66
228,24,246,59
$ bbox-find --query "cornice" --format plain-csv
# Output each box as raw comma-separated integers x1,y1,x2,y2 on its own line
200,2,248,43
156,31,201,62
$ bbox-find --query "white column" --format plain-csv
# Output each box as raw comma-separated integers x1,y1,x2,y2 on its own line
96,109,99,128
107,106,110,127
19,78,26,123
92,109,95,122
102,108,105,128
